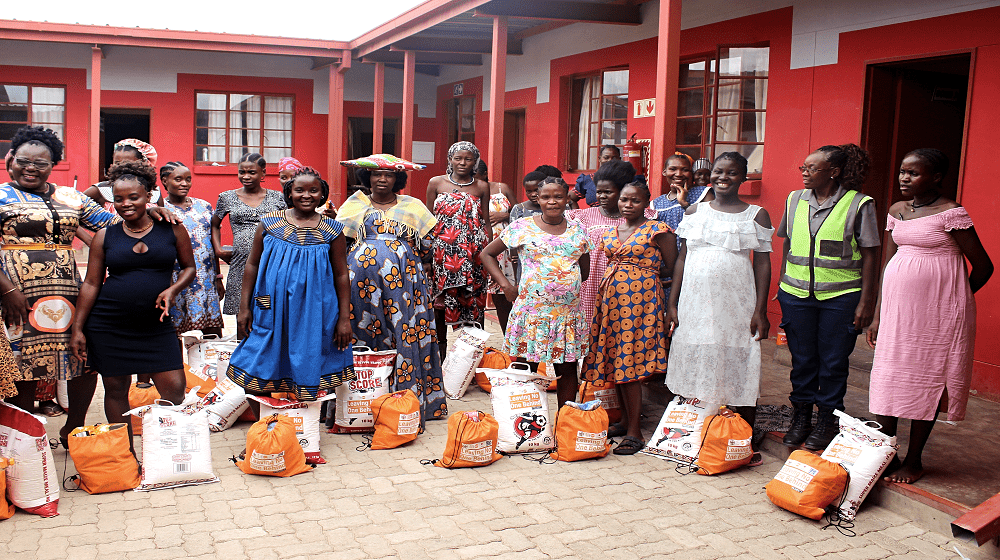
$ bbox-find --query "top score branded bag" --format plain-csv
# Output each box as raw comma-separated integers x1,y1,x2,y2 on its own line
0,401,58,517
442,322,492,399
67,423,140,494
577,378,622,425
694,407,753,475
550,401,610,462
236,414,313,477
640,396,721,466
332,347,395,433
766,450,848,520
248,394,336,464
486,364,554,454
369,390,422,449
820,410,897,520
430,410,503,468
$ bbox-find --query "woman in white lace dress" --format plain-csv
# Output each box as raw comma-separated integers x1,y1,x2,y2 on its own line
666,152,773,462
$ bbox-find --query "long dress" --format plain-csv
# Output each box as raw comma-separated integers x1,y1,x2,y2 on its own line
0,182,117,381
584,221,671,384
567,206,655,326
337,192,447,421
164,198,223,334
501,217,593,363
431,190,488,325
666,204,774,406
84,221,184,375
226,211,354,400
869,208,977,421
214,189,286,315
487,191,514,293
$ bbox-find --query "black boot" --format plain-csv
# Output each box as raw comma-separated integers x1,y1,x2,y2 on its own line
782,402,813,446
803,407,840,451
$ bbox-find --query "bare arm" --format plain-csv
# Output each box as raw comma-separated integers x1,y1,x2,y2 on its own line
481,237,515,301
579,252,590,283
750,208,773,341
330,233,353,350
69,229,108,361
237,223,266,338
866,220,899,349
667,239,687,337
156,224,197,322
951,226,994,294
211,213,233,263
425,179,439,212
478,180,493,241
855,246,879,331
653,229,678,280
82,185,106,204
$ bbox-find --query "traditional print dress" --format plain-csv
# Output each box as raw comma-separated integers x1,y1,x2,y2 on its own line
337,192,447,421
501,218,593,363
0,182,117,381
585,221,671,384
567,206,655,326
226,211,354,400
653,185,712,249
214,189,286,315
487,191,515,293
164,198,223,333
666,204,774,406
869,208,978,422
431,190,488,324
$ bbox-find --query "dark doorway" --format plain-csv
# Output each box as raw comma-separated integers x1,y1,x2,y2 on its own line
860,53,971,238
347,117,399,186
502,109,526,197
100,109,151,181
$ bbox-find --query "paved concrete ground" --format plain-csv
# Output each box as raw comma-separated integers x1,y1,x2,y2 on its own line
4,321,995,559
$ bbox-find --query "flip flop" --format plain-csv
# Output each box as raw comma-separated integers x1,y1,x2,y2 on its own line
748,452,763,467
613,435,644,455
39,401,65,417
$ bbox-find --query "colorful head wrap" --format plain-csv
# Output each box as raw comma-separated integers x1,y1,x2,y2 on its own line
114,139,157,168
339,154,426,171
446,141,481,175
278,157,304,173
670,151,694,167
693,158,712,172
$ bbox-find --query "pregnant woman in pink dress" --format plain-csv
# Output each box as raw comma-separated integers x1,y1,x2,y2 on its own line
867,149,993,484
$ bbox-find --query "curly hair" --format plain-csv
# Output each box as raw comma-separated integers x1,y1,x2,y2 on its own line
282,166,330,207
534,165,562,179
713,151,749,179
355,168,408,193
107,161,158,192
904,148,949,180
9,126,64,164
593,159,637,190
815,144,871,191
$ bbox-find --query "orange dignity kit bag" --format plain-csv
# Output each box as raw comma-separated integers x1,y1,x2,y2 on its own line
236,414,312,477
475,347,512,393
577,379,622,425
550,403,610,462
0,457,14,519
370,390,421,449
766,450,849,520
185,364,217,398
432,411,502,468
695,407,754,475
127,382,159,436
67,423,140,494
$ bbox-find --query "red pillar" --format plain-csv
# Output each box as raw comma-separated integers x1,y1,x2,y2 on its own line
487,16,508,185
328,51,351,205
373,62,385,154
401,51,416,161
650,0,682,197
89,46,102,186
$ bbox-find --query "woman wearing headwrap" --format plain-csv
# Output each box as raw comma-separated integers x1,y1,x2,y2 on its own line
277,157,304,185
83,139,163,212
425,141,491,360
338,155,447,421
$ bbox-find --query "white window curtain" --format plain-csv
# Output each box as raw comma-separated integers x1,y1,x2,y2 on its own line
576,77,597,170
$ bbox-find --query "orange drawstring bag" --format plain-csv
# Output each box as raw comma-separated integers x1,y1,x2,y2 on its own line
476,348,512,393
236,414,313,477
67,423,141,494
577,378,622,424
766,450,849,520
550,403,610,462
127,382,159,436
537,363,558,392
185,364,217,398
694,407,754,475
369,390,421,450
429,410,503,468
0,457,14,520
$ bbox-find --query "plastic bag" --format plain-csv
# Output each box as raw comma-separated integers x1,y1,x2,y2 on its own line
236,414,313,477
0,401,58,516
442,322,491,399
67,423,140,494
766,450,848,520
820,410,897,520
640,396,721,466
578,378,622,425
249,394,336,464
331,347,395,433
486,364,554,453
129,390,219,492
432,410,502,468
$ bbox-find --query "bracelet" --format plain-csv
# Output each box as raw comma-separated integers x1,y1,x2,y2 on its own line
1,287,16,297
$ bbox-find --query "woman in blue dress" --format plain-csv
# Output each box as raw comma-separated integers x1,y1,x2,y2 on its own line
336,157,446,421
226,167,354,400
652,153,715,248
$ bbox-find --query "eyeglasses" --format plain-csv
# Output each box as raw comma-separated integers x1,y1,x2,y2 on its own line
798,165,831,174
14,158,53,170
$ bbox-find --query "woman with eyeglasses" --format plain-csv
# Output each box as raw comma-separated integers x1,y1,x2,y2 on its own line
776,143,880,451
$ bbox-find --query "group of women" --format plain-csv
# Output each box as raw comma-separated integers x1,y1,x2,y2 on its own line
0,124,991,484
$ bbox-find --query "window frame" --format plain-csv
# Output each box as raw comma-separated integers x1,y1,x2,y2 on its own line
445,95,477,146
0,83,67,157
567,67,630,173
193,91,295,165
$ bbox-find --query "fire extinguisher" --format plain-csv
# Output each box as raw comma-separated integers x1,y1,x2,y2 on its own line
623,133,646,176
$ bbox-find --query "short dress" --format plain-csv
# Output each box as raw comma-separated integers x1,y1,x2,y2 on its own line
84,221,184,375
226,211,354,400
869,208,977,422
431,190,488,324
584,221,672,384
165,198,223,333
666,204,774,406
501,217,593,363
214,189,286,315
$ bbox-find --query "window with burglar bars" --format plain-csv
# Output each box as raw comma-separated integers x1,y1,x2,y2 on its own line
568,68,629,172
195,92,293,164
0,85,66,157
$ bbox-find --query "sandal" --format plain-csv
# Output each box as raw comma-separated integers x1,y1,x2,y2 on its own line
607,423,628,438
748,452,763,467
613,435,644,456
38,401,65,417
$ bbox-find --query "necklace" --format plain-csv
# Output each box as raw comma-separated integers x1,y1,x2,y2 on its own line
600,206,622,219
124,219,153,234
446,173,475,187
371,195,398,207
541,216,565,226
910,194,941,212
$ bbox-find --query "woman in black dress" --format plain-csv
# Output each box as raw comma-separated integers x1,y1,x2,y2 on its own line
70,162,196,449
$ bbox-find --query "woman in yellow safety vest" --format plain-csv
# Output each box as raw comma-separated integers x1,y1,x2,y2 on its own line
776,144,880,451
